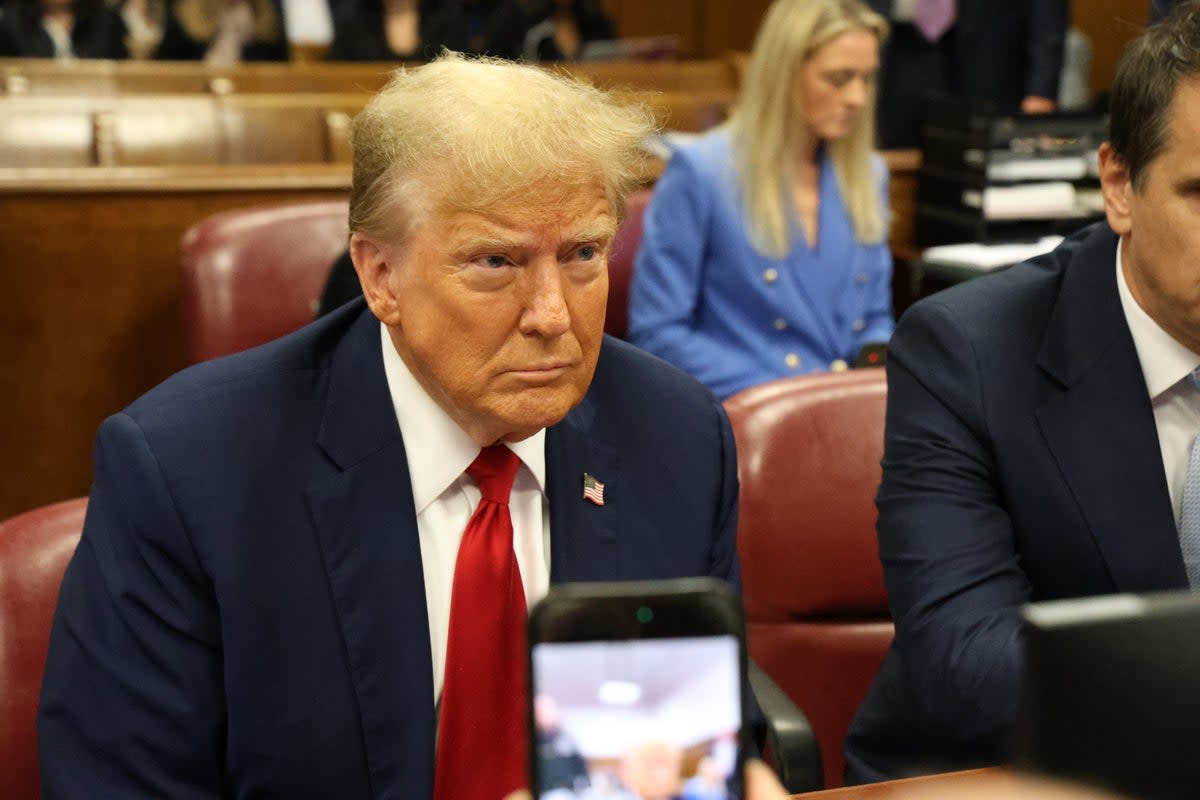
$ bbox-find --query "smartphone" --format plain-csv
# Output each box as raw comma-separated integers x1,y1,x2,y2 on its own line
528,577,749,800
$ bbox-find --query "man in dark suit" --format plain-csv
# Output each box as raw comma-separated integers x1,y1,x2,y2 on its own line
845,3,1200,783
37,55,739,798
867,0,1068,147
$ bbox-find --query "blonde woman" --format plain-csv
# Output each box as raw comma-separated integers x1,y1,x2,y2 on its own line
628,0,891,399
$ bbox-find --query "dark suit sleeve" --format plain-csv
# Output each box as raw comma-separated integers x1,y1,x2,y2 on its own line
708,397,741,591
875,299,1031,751
1024,0,1067,101
38,414,225,798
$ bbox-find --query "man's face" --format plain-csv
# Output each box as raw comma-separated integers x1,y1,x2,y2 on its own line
1102,77,1200,355
353,179,614,446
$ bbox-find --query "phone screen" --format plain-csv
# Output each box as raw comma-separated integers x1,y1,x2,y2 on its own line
531,634,742,800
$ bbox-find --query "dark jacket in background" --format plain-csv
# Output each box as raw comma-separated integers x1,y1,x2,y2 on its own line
488,0,616,62
155,0,288,60
327,0,441,61
867,0,1068,148
0,0,128,58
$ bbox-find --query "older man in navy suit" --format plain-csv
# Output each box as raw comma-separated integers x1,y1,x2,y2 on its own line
846,3,1200,783
37,55,741,799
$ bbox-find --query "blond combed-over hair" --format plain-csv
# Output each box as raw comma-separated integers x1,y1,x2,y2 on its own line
731,0,888,256
349,52,658,240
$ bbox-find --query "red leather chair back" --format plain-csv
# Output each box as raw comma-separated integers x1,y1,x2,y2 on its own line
180,200,350,362
606,188,651,340
0,498,87,800
725,371,893,787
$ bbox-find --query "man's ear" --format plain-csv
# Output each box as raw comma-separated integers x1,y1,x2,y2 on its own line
1099,142,1134,236
350,233,403,326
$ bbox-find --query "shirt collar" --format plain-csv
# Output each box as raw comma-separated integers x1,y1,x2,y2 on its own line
1115,237,1200,400
379,323,547,514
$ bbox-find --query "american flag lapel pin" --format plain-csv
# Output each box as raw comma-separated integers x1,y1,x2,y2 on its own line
582,473,606,506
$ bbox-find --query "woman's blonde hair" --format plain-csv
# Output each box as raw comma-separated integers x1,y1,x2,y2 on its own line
349,53,658,241
730,0,888,255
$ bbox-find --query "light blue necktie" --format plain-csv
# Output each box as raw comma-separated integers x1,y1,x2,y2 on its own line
1177,368,1200,589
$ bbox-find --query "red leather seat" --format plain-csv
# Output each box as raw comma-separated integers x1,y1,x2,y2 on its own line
180,200,350,362
0,498,87,800
725,370,893,788
606,187,650,340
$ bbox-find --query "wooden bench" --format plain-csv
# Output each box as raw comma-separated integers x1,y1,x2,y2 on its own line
0,93,369,167
0,57,741,97
0,87,737,169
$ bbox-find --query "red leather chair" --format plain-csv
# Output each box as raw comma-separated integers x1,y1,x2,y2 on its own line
725,370,893,788
606,187,651,340
180,200,350,362
0,498,87,800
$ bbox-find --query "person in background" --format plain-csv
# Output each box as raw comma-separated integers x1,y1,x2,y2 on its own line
0,0,128,57
38,53,742,799
628,0,893,401
118,0,164,58
846,0,1200,784
489,0,615,62
866,0,1068,148
534,694,590,795
327,0,441,61
156,0,287,61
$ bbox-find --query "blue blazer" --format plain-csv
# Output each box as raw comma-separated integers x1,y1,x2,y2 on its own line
628,128,893,400
38,301,740,799
844,223,1189,783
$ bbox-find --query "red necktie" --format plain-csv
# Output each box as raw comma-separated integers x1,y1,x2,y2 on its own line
434,445,528,800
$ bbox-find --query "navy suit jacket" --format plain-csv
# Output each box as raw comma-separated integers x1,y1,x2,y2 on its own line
37,301,740,798
868,0,1068,148
844,223,1189,782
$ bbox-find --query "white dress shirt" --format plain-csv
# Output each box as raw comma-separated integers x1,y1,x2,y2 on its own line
379,324,551,701
1115,239,1200,523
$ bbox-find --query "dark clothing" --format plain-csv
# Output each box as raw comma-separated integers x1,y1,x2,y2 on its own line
844,223,1190,782
327,0,441,61
490,2,616,61
317,250,361,317
0,0,128,58
1151,0,1185,23
536,729,589,792
155,0,288,60
867,0,1068,148
38,300,743,797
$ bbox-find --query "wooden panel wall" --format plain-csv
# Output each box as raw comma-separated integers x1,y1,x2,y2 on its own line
0,169,349,518
1074,0,1152,95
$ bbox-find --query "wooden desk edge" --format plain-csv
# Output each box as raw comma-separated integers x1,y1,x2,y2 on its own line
794,768,1005,798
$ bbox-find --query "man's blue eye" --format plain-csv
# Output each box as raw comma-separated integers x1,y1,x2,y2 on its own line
577,246,598,261
483,255,507,268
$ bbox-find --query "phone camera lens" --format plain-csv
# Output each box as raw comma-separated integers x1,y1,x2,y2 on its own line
636,606,653,623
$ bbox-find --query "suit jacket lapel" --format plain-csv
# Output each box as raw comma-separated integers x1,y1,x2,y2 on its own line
306,308,436,798
546,390,620,583
1035,227,1188,592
